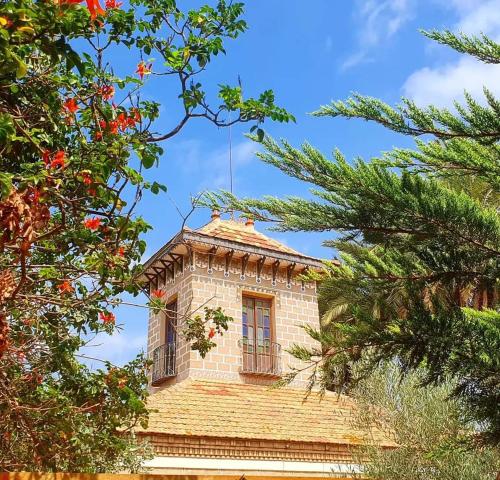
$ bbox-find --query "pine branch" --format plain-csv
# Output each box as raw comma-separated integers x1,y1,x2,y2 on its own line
313,92,500,143
382,139,500,191
421,30,500,64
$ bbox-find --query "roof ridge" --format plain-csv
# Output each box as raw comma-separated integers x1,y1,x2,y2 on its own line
195,217,301,256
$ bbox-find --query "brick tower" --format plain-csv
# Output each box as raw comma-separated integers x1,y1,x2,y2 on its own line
136,213,393,477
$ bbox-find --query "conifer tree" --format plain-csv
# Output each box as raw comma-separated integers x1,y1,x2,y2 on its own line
206,31,500,442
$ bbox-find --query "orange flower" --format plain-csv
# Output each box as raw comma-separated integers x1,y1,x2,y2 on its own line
63,97,79,114
151,289,164,299
86,0,105,20
50,151,66,169
83,217,101,230
116,246,125,256
117,376,127,388
99,311,115,324
136,62,152,80
117,112,128,131
58,280,74,294
125,109,140,129
29,188,41,204
42,149,51,166
99,85,115,100
95,119,106,140
97,119,119,135
208,327,215,339
80,171,92,185
105,0,122,8
108,119,119,135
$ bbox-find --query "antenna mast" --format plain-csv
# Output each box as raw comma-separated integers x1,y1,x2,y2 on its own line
228,112,234,220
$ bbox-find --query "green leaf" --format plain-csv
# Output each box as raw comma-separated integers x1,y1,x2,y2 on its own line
0,172,12,199
15,59,27,79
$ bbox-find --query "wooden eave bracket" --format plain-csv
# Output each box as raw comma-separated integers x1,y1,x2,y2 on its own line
186,245,195,271
224,249,234,276
256,255,266,282
182,231,323,269
159,259,174,281
241,253,250,279
301,266,309,290
272,260,280,285
168,252,184,270
208,246,218,273
287,262,296,287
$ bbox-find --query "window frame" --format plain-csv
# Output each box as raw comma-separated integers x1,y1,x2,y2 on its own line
241,294,274,354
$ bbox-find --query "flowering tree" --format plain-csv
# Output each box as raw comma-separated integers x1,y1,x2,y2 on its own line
0,0,293,471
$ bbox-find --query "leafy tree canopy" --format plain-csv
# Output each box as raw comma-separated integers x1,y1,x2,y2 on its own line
205,31,500,443
0,0,293,471
351,362,500,480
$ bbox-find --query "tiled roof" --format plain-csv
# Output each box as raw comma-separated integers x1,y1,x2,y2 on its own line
137,379,394,447
196,218,301,256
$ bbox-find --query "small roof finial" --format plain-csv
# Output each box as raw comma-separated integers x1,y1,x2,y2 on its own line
211,209,221,221
244,217,255,229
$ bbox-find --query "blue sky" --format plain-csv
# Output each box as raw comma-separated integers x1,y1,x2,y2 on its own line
81,0,500,366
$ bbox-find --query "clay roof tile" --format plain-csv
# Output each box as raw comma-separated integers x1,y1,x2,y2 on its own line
136,379,395,447
196,218,300,256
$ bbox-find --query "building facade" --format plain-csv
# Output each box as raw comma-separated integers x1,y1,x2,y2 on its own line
137,212,392,477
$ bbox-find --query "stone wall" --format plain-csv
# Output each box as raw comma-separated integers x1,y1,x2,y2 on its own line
148,250,321,390
147,266,194,388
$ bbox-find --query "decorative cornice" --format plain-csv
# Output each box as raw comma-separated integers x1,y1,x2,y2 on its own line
140,433,359,464
183,230,324,268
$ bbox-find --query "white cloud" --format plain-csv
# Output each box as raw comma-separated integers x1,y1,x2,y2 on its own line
402,0,500,107
340,52,374,72
403,57,500,107
341,0,414,70
172,139,258,191
455,0,500,37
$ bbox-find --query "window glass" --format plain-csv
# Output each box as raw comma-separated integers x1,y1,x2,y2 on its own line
165,300,177,344
257,307,263,327
264,309,270,328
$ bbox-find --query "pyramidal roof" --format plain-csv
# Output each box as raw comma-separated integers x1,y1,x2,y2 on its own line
141,212,324,283
195,214,301,256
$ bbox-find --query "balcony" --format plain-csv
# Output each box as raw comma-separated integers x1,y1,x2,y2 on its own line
238,338,282,377
151,342,176,386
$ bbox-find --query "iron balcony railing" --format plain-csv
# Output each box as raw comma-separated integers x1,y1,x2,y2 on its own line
151,342,176,385
238,338,282,377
